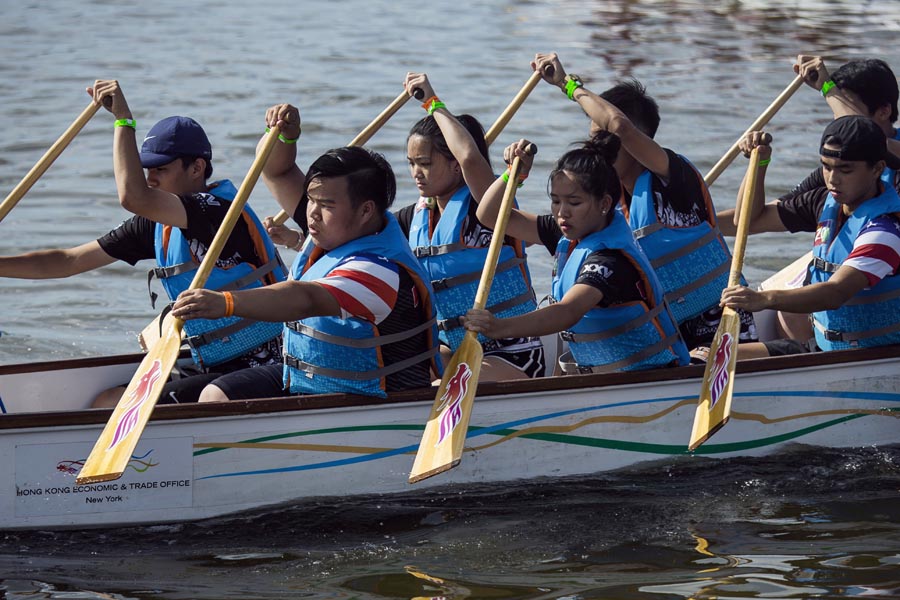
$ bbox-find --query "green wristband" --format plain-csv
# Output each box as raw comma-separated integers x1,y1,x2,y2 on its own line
564,76,583,101
426,100,447,116
114,118,136,129
758,158,771,167
501,170,526,188
265,127,299,144
821,80,836,97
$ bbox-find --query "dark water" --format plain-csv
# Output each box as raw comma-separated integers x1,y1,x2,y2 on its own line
2,0,900,597
2,445,899,598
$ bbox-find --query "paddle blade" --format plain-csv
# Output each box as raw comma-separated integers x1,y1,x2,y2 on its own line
409,335,483,483
689,308,741,450
76,321,184,484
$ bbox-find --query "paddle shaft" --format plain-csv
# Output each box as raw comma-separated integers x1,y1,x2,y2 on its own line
703,74,804,187
0,101,101,223
728,147,760,285
271,90,415,226
484,71,542,145
471,150,533,311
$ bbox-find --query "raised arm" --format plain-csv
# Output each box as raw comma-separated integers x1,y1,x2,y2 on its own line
532,53,670,179
474,140,542,244
88,80,189,228
260,103,306,221
0,241,116,279
405,72,496,201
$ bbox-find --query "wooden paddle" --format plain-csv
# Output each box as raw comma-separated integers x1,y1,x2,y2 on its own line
703,74,804,186
484,71,542,145
75,126,283,484
409,144,536,483
688,146,761,451
0,101,101,224
269,88,422,227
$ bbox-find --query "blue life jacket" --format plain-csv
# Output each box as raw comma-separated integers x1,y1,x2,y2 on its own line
550,211,690,373
623,159,736,323
283,213,441,397
809,185,900,351
408,185,537,350
152,180,287,368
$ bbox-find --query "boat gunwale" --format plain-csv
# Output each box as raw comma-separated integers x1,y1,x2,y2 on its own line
1,344,897,431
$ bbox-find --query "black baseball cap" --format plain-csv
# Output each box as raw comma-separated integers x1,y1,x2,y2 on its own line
140,116,213,169
819,115,900,170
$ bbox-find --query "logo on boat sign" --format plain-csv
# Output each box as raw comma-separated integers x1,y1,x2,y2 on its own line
436,362,472,446
108,359,163,449
57,450,159,476
708,333,733,410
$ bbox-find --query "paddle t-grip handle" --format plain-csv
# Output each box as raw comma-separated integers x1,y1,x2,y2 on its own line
760,132,773,145
524,142,537,156
413,88,424,100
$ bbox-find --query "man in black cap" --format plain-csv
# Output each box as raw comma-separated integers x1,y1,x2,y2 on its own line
719,115,900,357
0,80,288,405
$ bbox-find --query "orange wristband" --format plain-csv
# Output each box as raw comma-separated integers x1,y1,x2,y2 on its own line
222,291,234,317
421,95,439,110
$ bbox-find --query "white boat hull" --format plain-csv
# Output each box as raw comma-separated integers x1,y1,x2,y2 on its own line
1,346,898,530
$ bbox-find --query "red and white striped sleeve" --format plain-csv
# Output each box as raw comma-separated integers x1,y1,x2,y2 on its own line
312,254,400,324
844,216,900,287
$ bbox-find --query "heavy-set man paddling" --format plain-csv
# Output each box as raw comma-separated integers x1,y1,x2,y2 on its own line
172,145,442,401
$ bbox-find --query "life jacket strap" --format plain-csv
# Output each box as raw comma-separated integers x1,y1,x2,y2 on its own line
412,242,469,258
813,315,900,343
285,317,437,348
185,318,259,348
558,332,681,374
217,257,282,292
664,260,730,308
811,256,841,274
560,303,666,343
632,222,664,239
431,256,525,291
147,261,196,308
283,346,439,381
437,289,534,332
649,228,723,269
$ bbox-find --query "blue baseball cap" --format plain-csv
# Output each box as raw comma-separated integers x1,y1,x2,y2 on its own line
140,116,213,169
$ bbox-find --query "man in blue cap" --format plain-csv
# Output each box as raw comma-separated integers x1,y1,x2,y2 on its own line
0,80,287,405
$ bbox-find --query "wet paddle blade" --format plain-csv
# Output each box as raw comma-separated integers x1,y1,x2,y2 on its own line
409,334,483,483
688,307,741,450
76,319,185,483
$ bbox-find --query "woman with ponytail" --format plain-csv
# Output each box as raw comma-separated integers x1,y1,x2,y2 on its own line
394,72,545,381
463,134,689,375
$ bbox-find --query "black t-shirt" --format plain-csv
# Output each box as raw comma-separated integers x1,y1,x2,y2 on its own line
98,190,261,269
776,187,829,233
375,266,434,392
536,214,647,307
622,149,712,227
